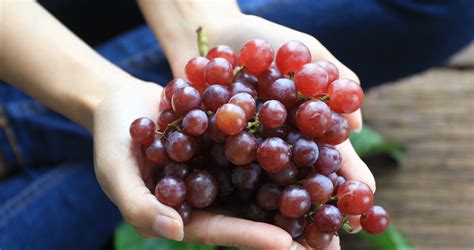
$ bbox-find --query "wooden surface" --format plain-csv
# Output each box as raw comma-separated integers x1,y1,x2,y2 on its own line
343,66,474,249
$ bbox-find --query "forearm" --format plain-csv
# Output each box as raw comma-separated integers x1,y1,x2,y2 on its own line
0,1,139,131
137,0,242,76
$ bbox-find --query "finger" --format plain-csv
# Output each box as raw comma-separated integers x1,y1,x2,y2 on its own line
344,109,363,132
184,211,293,250
297,235,340,250
336,140,376,193
346,215,363,234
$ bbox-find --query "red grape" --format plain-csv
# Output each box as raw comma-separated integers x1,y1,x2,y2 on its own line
245,203,274,223
185,170,218,208
206,114,227,142
204,58,233,85
318,112,350,145
228,81,257,99
202,84,230,112
145,139,168,165
206,45,237,68
235,72,257,86
157,109,179,132
257,137,291,173
175,202,192,225
279,185,311,218
129,117,156,145
262,125,289,139
314,205,343,233
360,205,390,234
314,146,342,175
171,86,201,116
155,176,186,207
159,91,170,111
292,138,319,167
267,161,297,187
162,162,191,179
276,41,311,75
165,79,190,103
231,162,262,190
182,109,208,136
256,183,281,211
238,39,274,76
328,78,364,114
257,68,282,99
185,57,209,92
267,78,298,108
165,131,196,162
286,131,302,145
303,172,334,204
215,103,246,135
258,100,287,129
315,60,339,83
294,63,329,97
304,223,333,249
295,100,332,137
337,180,374,215
228,93,256,120
224,131,257,165
274,213,306,238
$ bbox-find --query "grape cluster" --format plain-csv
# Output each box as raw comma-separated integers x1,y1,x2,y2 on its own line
130,39,389,248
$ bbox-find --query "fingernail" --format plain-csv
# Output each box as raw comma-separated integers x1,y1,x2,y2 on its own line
289,242,305,250
353,123,363,133
153,215,183,241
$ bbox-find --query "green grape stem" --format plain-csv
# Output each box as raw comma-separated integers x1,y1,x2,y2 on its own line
196,27,209,57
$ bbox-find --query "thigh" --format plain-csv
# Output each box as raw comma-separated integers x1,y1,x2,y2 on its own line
0,161,121,250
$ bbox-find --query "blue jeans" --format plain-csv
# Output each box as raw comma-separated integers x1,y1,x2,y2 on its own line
1,1,473,249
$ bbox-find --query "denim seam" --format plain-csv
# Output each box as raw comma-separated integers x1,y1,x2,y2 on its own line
0,164,77,228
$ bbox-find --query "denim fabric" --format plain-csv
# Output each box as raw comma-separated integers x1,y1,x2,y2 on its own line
1,0,473,249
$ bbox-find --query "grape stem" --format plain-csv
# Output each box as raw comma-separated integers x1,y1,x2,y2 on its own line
159,117,184,140
246,117,261,135
232,66,247,77
196,26,209,57
288,72,295,80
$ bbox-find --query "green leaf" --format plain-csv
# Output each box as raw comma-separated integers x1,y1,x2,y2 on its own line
358,225,412,250
115,222,214,250
349,126,406,164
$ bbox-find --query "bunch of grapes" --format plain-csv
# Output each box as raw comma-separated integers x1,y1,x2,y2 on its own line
129,39,390,249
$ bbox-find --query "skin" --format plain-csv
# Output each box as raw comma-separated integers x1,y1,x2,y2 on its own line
0,1,374,249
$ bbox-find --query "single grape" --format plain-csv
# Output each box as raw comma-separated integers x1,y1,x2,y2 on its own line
204,58,233,85
244,203,274,223
267,78,298,108
206,114,227,142
262,125,289,139
328,78,364,114
279,185,311,218
231,162,262,190
145,139,169,165
185,57,209,92
294,63,329,97
257,68,282,99
256,183,282,211
162,162,191,179
257,137,291,172
303,172,334,204
267,161,298,186
228,81,257,99
276,41,311,75
182,109,208,136
165,131,196,162
315,60,339,83
206,45,237,68
155,176,186,207
164,79,190,103
292,138,319,167
337,180,374,215
258,100,287,128
295,100,332,137
175,202,192,225
130,117,156,145
314,205,343,233
314,146,342,175
185,170,218,208
319,112,350,145
215,103,246,135
286,130,302,145
238,39,274,76
235,72,257,86
360,205,390,234
274,213,306,238
225,131,257,165
210,143,230,167
334,176,346,195
208,165,234,197
202,84,230,112
304,223,333,249
228,93,256,120
171,86,201,116
157,109,179,132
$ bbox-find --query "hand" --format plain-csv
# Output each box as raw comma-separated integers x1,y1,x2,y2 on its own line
166,14,375,249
